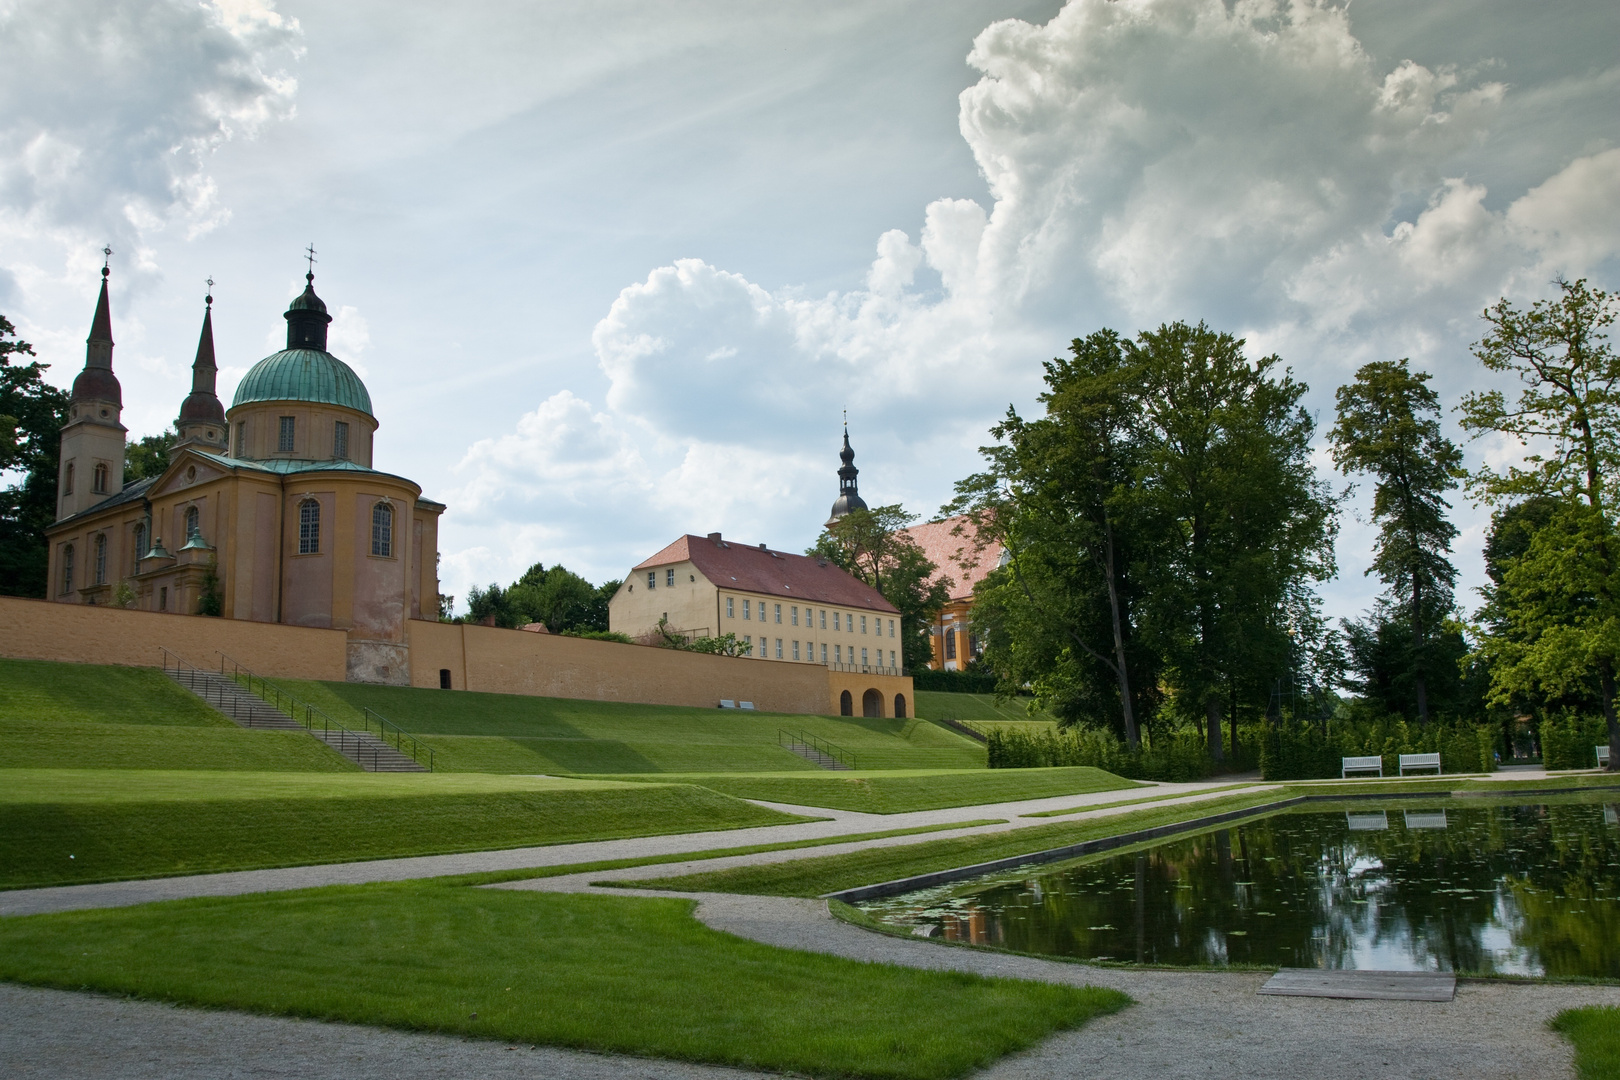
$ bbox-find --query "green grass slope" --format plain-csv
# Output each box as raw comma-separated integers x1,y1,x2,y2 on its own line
277,679,987,773
913,691,1056,725
0,770,811,889
0,884,1126,1080
597,766,1142,813
0,658,352,772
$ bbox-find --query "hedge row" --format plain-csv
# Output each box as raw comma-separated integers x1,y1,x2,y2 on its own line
910,668,1000,694
985,727,1214,783
1257,717,1497,780
1540,713,1612,771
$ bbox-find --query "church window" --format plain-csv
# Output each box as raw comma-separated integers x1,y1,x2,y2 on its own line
666,568,674,587
334,421,350,461
278,416,295,452
647,571,656,589
185,506,200,541
132,523,146,571
93,463,108,493
775,639,783,658
235,422,246,457
945,628,957,660
774,603,781,623
63,462,74,495
792,640,800,660
61,545,74,594
93,534,106,585
726,597,734,618
298,499,321,555
371,502,393,557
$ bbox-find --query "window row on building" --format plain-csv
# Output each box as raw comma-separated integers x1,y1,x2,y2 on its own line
738,636,898,668
235,416,354,460
296,498,395,557
724,596,895,637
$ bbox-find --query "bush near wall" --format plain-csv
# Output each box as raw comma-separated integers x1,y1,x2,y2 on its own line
1257,717,1498,780
986,726,1214,783
911,668,1000,694
1540,713,1611,771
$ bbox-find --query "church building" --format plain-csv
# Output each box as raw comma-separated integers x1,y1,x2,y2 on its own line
44,260,444,684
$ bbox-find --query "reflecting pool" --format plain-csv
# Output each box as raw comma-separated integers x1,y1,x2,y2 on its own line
857,799,1620,977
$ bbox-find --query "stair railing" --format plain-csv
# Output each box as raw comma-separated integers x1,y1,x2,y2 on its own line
215,652,433,772
778,729,856,770
932,716,989,744
160,646,261,728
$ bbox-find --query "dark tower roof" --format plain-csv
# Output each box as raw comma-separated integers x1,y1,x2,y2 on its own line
178,292,225,425
283,271,332,351
70,264,121,406
827,427,868,523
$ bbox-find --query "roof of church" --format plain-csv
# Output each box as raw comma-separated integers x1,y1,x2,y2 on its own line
49,475,158,528
633,533,898,613
231,347,373,416
900,514,1004,603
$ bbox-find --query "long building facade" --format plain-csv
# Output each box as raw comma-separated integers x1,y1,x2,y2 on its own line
44,263,443,684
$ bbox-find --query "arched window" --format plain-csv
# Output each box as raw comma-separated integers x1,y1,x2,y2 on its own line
63,462,74,495
92,462,108,493
371,501,393,557
61,545,74,594
839,690,853,717
132,523,146,571
185,506,200,541
944,628,957,660
298,499,321,555
93,534,106,585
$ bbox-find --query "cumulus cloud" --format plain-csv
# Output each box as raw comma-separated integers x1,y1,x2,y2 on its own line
0,0,300,282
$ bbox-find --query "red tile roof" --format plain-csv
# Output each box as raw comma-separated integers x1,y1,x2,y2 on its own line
901,515,1003,603
634,534,898,613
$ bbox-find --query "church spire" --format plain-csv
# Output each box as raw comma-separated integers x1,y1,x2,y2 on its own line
826,420,869,526
175,283,227,453
71,249,121,407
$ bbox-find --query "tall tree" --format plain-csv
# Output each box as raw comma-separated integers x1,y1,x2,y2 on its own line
125,428,177,481
1130,322,1337,762
0,315,67,597
948,330,1152,746
1329,359,1463,724
1460,279,1620,770
811,504,951,671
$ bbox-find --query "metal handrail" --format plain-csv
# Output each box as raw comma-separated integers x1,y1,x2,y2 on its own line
215,651,434,771
779,728,856,770
932,715,989,744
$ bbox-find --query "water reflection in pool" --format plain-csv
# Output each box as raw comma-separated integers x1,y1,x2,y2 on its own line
858,799,1620,977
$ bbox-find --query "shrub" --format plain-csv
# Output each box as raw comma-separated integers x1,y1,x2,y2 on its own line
986,727,1213,783
911,668,1000,693
1540,713,1609,770
1258,715,1500,780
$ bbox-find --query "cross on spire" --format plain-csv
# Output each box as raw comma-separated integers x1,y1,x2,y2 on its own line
205,277,214,306
304,243,317,278
101,245,112,278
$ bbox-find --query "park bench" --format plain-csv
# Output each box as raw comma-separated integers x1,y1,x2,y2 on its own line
1399,752,1443,776
719,699,736,709
1341,755,1383,778
1599,745,1611,767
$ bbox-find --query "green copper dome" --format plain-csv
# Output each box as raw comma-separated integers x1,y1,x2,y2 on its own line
231,348,373,416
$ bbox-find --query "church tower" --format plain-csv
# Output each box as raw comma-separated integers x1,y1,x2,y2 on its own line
826,425,868,526
56,254,126,521
172,288,228,455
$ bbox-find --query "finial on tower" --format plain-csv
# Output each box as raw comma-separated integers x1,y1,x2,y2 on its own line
101,245,112,278
304,242,317,281
205,277,214,307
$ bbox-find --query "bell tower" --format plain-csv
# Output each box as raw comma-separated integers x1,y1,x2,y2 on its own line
57,252,127,520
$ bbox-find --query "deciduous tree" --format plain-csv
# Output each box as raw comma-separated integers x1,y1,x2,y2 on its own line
811,505,951,672
0,315,67,597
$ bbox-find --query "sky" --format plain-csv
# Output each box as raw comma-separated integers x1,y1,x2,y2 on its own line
3,0,1617,624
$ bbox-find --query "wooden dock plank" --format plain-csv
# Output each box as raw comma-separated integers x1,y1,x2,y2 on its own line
1258,968,1456,1001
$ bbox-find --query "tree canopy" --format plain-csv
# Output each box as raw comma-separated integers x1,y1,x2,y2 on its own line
810,504,951,672
0,315,66,597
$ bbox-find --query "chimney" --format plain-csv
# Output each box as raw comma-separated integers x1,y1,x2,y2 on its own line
707,532,722,542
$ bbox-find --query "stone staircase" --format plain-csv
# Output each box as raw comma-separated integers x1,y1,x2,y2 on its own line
164,662,427,772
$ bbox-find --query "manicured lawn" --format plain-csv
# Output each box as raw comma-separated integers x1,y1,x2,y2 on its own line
625,789,1293,896
595,766,1142,813
913,690,1056,725
276,679,987,772
0,770,811,889
1553,1007,1620,1080
0,883,1129,1080
0,658,225,726
0,719,355,772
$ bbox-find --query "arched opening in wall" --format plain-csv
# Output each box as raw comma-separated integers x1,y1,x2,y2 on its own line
839,690,853,716
894,693,907,718
92,463,108,494
371,501,393,557
439,668,452,690
862,688,883,718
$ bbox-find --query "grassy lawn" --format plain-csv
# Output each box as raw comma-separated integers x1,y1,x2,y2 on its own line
1553,1008,1620,1080
913,690,1055,725
620,789,1307,896
0,883,1128,1080
273,678,987,772
0,658,225,726
593,766,1143,813
0,770,812,890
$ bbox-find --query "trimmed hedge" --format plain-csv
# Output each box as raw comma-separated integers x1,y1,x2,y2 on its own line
986,726,1213,783
1540,713,1612,771
911,668,1001,693
1258,717,1497,780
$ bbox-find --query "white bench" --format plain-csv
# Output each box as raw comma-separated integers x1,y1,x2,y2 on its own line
719,699,736,709
1342,755,1383,778
1599,745,1611,767
739,701,755,711
1399,752,1442,776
